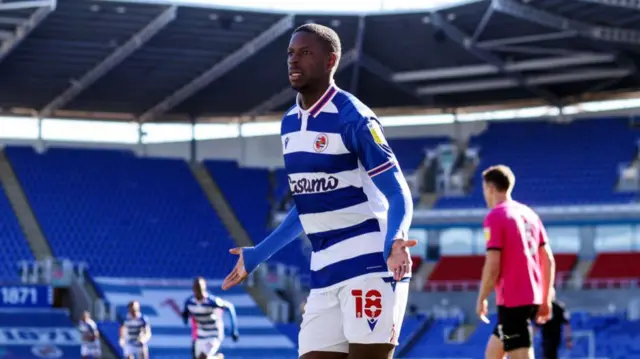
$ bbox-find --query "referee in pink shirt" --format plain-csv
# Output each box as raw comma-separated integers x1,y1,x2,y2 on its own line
476,165,556,359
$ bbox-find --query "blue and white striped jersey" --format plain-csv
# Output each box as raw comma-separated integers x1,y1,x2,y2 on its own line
122,314,150,347
183,294,226,340
281,84,408,292
78,319,98,344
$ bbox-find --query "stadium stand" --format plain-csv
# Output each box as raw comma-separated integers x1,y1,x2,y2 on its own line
404,311,640,359
5,146,237,278
436,118,638,208
0,309,81,359
0,185,33,283
95,277,297,358
1,0,640,358
425,253,579,291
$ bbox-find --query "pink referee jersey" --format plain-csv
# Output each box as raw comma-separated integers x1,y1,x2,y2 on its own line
484,200,548,308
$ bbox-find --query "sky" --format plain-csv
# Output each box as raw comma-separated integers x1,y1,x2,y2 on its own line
127,0,472,13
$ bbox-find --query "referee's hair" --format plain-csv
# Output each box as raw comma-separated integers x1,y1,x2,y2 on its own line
293,23,342,64
482,165,515,193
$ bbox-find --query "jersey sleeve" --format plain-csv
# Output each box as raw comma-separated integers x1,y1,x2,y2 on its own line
484,212,503,251
343,117,397,177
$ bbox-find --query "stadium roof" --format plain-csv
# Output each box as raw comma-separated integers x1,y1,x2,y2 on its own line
0,0,639,123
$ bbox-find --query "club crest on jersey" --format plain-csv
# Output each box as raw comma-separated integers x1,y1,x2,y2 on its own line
484,227,491,242
351,289,383,331
314,133,329,152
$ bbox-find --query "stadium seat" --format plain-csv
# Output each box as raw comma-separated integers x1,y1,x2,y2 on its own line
584,252,640,289
6,147,237,278
436,118,638,208
0,183,33,282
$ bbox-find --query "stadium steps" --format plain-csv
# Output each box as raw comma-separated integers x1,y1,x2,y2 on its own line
570,258,594,289
0,149,52,260
396,316,434,358
189,162,282,320
413,260,437,290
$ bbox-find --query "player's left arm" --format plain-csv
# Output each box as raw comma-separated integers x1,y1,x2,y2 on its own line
217,297,239,339
141,317,152,344
343,117,414,262
479,213,502,303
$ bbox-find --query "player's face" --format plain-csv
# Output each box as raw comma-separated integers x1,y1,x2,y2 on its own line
193,279,206,299
287,32,335,92
129,302,139,316
482,181,494,208
81,311,89,321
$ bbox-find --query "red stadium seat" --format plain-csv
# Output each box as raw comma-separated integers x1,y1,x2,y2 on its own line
411,256,423,273
583,253,640,289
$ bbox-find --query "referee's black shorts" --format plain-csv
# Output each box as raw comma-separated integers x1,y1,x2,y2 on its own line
492,305,539,352
542,341,560,359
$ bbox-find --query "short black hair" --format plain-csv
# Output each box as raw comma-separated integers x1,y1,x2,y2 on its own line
293,23,342,63
482,165,515,192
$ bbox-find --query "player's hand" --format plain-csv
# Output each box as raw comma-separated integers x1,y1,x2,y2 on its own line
566,338,573,349
476,298,490,324
536,300,552,324
222,248,248,290
232,330,240,342
386,239,417,281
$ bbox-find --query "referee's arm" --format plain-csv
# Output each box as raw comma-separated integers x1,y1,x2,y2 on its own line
560,304,573,348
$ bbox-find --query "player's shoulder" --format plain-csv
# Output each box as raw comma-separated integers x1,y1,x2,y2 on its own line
207,294,225,306
184,294,196,304
332,89,378,126
514,200,542,222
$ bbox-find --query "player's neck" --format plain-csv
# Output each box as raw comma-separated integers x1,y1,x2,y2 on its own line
299,78,333,110
493,194,511,206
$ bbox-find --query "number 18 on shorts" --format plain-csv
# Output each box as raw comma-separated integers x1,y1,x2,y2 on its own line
298,277,409,356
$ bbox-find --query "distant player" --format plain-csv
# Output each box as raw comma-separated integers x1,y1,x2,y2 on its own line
78,311,101,359
222,23,415,359
476,165,555,359
537,289,573,359
183,277,239,359
119,300,151,359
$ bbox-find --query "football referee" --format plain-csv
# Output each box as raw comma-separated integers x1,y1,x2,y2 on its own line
538,291,573,359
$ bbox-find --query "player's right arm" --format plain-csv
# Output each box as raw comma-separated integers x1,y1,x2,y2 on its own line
477,212,502,322
181,299,190,325
222,206,304,290
538,220,555,319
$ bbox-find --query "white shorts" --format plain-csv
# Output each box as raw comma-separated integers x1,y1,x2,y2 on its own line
298,276,409,356
81,341,101,357
195,338,222,358
123,343,146,357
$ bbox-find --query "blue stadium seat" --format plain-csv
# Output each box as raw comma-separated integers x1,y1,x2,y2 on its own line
0,183,33,282
6,147,236,278
0,309,81,359
96,277,298,359
436,118,639,208
404,311,640,359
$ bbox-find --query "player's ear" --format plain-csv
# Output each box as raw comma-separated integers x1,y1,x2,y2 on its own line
327,52,337,72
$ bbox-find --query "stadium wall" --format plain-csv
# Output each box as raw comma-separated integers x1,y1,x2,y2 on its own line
0,121,487,168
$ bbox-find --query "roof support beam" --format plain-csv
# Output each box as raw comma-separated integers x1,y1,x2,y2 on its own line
416,68,632,95
39,6,177,117
393,53,614,82
492,0,640,45
0,0,51,11
430,11,562,106
139,14,295,123
358,54,424,102
576,0,640,11
0,0,54,65
245,48,358,117
476,31,577,48
349,15,366,94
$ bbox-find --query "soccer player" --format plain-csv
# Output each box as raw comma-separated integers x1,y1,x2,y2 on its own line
538,290,573,359
222,23,415,359
183,277,239,359
119,300,151,359
476,165,555,359
78,311,101,359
